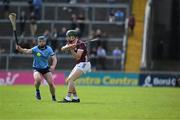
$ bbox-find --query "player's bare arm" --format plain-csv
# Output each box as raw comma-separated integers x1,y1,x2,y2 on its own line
16,44,32,54
70,49,83,60
50,55,57,71
61,44,69,51
61,44,76,51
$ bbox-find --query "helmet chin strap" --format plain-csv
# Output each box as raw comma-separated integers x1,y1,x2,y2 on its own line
68,38,78,44
38,45,46,49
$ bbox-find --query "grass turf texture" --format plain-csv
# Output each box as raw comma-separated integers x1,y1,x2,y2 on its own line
0,86,180,120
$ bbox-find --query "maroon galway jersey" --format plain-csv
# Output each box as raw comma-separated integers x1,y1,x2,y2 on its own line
74,39,89,64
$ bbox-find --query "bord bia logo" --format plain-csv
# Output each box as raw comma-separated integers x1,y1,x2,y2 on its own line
143,75,176,87
143,76,152,87
0,72,19,85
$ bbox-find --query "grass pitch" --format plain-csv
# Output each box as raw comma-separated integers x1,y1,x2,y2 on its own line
0,86,180,120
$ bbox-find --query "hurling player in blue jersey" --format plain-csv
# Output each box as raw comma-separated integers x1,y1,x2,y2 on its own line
16,36,57,101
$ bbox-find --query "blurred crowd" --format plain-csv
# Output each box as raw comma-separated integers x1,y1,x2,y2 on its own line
1,0,131,70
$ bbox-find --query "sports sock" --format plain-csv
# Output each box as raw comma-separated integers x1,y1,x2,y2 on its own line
73,93,78,100
52,95,56,100
36,89,40,93
67,92,71,97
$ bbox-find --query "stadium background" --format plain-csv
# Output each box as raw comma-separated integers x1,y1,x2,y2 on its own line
0,0,180,120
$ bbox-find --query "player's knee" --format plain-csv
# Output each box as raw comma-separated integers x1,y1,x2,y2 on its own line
66,78,73,84
34,76,41,81
35,80,41,85
65,78,69,83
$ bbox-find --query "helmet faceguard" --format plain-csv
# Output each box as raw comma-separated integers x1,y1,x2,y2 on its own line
38,36,47,42
37,36,47,48
66,30,78,44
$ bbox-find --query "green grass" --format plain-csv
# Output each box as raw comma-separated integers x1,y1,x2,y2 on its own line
0,86,180,120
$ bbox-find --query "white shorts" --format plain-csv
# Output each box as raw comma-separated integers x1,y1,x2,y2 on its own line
73,62,91,74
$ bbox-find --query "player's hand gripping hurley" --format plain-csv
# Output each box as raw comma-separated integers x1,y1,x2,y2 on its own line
76,38,99,45
9,13,19,45
61,38,99,52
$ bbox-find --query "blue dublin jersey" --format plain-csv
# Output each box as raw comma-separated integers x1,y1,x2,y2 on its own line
32,45,55,69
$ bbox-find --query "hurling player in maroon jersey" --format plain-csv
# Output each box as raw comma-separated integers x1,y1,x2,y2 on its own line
60,30,91,103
